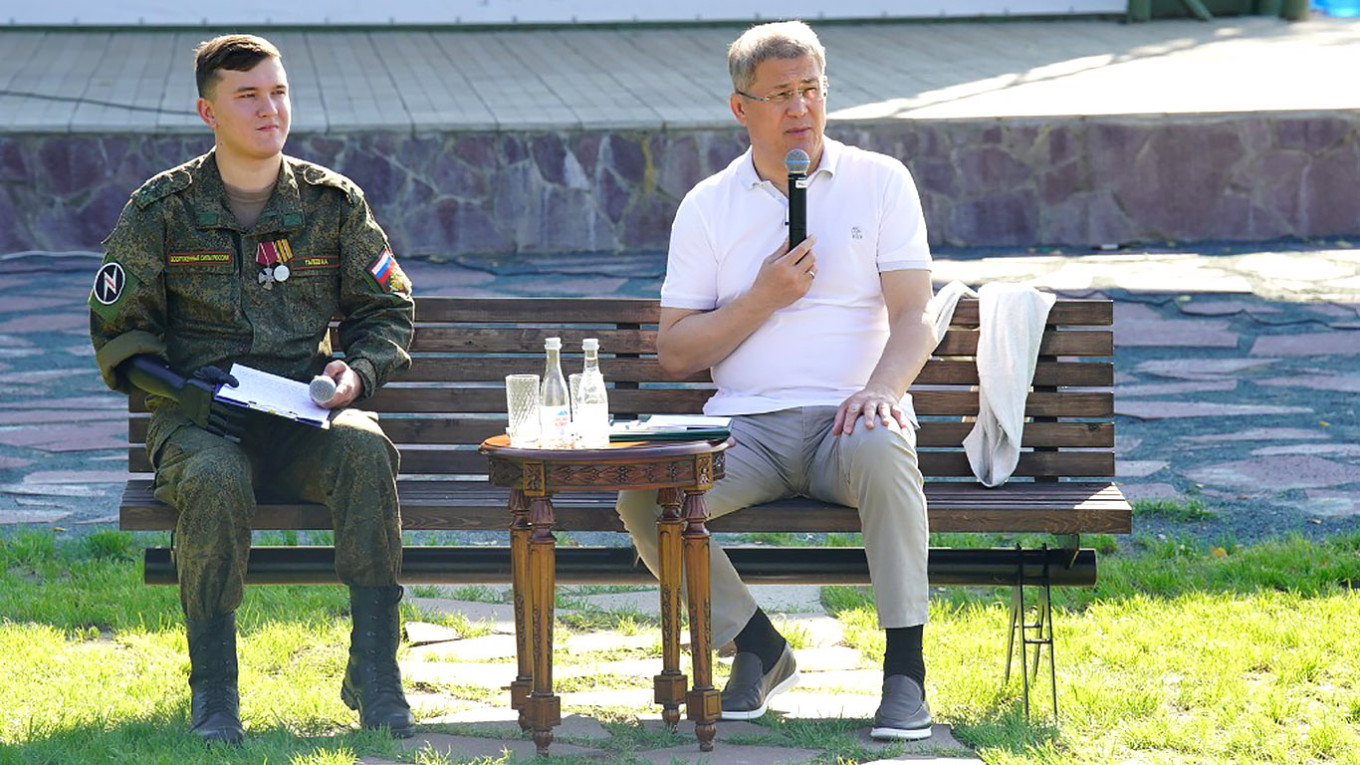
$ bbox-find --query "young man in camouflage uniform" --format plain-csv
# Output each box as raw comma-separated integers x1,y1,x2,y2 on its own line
88,35,416,744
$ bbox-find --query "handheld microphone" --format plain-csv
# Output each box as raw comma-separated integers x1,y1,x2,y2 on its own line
785,148,810,247
309,374,337,405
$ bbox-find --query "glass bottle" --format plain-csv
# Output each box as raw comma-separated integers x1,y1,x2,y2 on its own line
575,338,610,448
539,337,572,448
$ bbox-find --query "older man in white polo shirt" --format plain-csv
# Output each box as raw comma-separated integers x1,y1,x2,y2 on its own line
615,20,937,740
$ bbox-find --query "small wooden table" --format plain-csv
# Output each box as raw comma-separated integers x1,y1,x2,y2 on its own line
479,435,732,756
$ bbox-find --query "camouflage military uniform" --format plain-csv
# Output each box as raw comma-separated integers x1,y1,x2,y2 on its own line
89,151,415,620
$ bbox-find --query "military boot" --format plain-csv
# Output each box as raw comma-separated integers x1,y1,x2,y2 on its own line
341,585,415,738
185,612,245,745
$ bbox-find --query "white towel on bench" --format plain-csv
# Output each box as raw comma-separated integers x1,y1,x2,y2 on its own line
927,281,1056,487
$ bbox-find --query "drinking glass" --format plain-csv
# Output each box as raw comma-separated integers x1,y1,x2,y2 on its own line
505,374,541,446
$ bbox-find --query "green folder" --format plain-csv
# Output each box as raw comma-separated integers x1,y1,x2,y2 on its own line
609,427,730,443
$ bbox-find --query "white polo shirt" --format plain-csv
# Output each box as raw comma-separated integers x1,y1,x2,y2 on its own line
661,137,932,416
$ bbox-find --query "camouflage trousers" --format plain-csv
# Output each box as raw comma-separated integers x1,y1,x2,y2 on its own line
149,402,402,620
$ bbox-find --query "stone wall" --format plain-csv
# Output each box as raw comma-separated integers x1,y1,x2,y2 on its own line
1,110,1356,257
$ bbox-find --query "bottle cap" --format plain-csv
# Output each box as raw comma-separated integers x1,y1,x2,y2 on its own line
582,338,599,351
545,337,562,350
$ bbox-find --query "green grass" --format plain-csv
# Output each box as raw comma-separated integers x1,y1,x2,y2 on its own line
1132,498,1216,522
3,529,1359,764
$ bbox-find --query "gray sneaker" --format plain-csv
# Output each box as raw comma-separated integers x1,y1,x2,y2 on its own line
720,644,799,720
870,675,932,740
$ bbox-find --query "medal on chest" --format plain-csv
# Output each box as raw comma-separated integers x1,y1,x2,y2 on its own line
256,238,294,289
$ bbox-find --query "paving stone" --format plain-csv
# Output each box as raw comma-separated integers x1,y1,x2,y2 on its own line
0,313,88,333
1177,299,1281,316
422,707,612,740
0,483,107,498
1301,490,1360,518
0,510,70,523
402,660,515,690
576,589,658,613
405,690,467,717
404,621,461,646
1116,460,1169,478
1113,319,1237,348
0,456,34,468
0,423,124,451
406,633,519,662
635,742,823,765
1116,380,1236,397
394,731,604,761
564,631,659,654
560,687,654,710
1133,358,1279,380
753,585,827,614
637,716,779,742
768,690,880,719
1251,443,1360,458
0,408,123,424
793,669,882,693
1256,374,1360,393
781,614,845,648
1185,456,1360,491
1251,332,1360,357
1119,483,1184,501
1181,427,1329,443
788,646,867,673
21,470,128,484
1114,435,1143,455
558,657,664,680
0,395,123,410
408,597,517,633
854,725,982,761
1115,401,1311,420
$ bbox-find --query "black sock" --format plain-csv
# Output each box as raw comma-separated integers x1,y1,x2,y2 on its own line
884,626,925,688
733,608,786,673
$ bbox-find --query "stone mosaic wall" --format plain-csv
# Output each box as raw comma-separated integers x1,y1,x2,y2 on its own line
1,110,1356,257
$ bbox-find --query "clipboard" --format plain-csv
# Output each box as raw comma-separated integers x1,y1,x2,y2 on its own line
609,415,730,443
214,364,332,429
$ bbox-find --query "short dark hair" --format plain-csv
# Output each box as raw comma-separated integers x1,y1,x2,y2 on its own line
194,34,282,98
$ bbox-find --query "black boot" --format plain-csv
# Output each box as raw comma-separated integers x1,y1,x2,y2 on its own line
185,612,245,745
342,585,415,738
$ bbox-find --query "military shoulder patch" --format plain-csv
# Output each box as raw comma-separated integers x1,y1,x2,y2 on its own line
89,261,142,322
367,249,411,295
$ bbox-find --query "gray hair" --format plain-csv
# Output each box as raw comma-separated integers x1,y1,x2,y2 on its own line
727,21,826,93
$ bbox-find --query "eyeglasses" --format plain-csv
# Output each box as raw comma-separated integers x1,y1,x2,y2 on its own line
735,80,829,106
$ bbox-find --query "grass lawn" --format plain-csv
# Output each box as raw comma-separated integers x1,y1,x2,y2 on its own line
2,528,1358,764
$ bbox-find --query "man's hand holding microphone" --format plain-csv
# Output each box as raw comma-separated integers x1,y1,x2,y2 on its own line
309,360,362,408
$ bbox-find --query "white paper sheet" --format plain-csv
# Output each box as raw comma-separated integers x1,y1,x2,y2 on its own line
214,364,332,429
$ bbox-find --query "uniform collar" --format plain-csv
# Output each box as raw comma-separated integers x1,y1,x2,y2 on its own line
739,137,841,189
188,150,305,234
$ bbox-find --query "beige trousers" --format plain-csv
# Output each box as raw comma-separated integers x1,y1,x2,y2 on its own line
616,406,929,647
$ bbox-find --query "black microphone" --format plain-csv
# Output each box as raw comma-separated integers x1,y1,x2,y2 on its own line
785,148,810,247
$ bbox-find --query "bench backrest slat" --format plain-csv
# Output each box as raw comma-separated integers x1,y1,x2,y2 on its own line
126,297,1116,482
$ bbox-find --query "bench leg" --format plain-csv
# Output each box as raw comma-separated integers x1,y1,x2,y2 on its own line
681,489,719,752
654,488,687,731
527,494,561,756
1004,545,1058,723
508,490,532,729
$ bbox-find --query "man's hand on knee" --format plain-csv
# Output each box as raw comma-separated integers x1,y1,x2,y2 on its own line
833,385,907,435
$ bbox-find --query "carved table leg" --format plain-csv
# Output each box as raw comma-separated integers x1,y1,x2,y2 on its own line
682,489,719,752
508,490,532,730
527,494,561,756
653,487,687,731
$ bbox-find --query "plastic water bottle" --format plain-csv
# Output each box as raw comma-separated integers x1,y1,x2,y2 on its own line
575,338,610,448
539,337,572,448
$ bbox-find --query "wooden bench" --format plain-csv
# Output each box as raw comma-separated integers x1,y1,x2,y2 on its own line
119,296,1131,713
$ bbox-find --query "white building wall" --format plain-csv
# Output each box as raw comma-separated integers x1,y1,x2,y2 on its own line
2,1,1125,25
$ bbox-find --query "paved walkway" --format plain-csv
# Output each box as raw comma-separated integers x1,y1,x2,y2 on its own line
0,16,1356,134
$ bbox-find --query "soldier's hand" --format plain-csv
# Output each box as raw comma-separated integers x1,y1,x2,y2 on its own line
181,366,246,443
748,236,817,312
320,360,362,409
